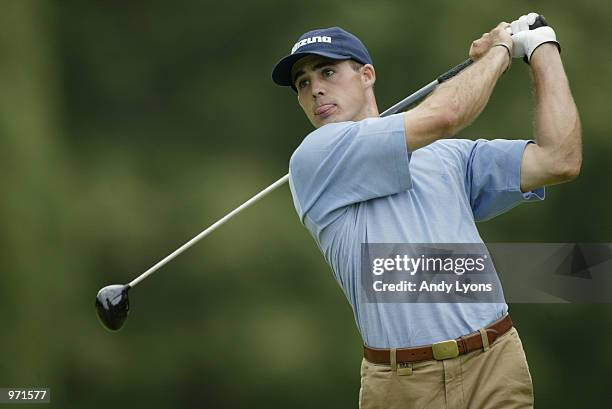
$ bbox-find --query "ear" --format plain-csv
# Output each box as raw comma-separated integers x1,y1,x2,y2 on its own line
361,64,376,88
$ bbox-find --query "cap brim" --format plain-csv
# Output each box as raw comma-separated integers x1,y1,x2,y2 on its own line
272,51,352,87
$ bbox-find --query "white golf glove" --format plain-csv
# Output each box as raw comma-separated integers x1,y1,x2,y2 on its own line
510,12,560,63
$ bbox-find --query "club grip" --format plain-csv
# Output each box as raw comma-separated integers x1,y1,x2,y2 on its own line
522,15,549,63
437,58,474,83
437,15,549,83
529,15,548,30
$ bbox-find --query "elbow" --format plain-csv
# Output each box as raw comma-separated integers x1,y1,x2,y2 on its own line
558,120,583,181
545,124,582,183
439,109,460,137
551,152,582,182
564,159,582,181
555,164,580,182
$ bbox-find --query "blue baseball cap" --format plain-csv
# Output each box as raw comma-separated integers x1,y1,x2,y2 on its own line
272,27,373,88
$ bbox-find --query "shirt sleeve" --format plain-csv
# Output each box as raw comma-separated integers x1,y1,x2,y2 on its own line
288,113,412,229
466,139,545,222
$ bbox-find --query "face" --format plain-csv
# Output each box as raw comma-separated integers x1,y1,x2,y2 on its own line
291,55,375,128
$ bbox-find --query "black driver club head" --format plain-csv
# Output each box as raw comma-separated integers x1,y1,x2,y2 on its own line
95,284,131,331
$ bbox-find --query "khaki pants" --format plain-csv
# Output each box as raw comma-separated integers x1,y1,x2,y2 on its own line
359,327,534,409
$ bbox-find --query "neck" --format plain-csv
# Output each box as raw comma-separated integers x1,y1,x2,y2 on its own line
354,96,379,121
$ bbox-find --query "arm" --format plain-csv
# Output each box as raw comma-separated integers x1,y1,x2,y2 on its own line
519,44,582,192
403,22,512,151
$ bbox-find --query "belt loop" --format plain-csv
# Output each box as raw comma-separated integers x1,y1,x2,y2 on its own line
479,328,490,352
390,348,397,372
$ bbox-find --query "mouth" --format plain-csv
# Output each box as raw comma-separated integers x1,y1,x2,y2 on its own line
314,104,337,119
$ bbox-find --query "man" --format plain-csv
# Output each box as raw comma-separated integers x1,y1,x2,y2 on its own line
272,13,581,409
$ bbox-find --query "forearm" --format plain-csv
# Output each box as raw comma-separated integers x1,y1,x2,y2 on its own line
530,44,582,176
434,46,509,133
404,47,509,151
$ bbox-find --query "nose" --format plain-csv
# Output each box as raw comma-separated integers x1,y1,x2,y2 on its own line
310,78,326,98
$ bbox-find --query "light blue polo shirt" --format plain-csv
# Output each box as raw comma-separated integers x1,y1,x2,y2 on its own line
288,113,545,348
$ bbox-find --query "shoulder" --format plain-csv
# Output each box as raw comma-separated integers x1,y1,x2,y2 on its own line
423,138,478,164
297,121,356,152
289,122,353,169
428,138,531,171
426,138,525,160
289,114,410,175
429,138,477,152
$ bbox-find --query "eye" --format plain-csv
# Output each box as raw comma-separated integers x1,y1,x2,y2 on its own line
323,68,335,77
297,78,310,89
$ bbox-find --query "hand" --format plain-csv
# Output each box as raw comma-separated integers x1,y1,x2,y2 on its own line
510,12,560,63
469,22,513,64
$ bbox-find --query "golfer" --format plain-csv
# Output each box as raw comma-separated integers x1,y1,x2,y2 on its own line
272,13,581,409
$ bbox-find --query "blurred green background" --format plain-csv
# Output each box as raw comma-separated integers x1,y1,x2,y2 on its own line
1,0,610,407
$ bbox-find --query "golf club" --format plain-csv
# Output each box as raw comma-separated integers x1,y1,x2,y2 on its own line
96,16,548,331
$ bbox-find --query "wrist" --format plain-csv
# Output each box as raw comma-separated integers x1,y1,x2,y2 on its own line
529,42,561,69
489,44,512,74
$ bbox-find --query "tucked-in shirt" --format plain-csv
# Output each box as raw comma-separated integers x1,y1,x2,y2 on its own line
288,113,545,348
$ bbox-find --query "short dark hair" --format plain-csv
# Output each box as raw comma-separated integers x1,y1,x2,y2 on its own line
348,60,364,72
348,60,375,91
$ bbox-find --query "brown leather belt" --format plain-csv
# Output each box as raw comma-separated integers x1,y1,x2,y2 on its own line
363,314,513,364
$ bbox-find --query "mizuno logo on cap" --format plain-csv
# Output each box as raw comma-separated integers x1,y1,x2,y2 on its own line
291,36,332,54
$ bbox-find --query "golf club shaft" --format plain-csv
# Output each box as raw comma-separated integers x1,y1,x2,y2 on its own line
380,59,472,116
126,56,485,289
384,16,549,115
128,175,289,287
